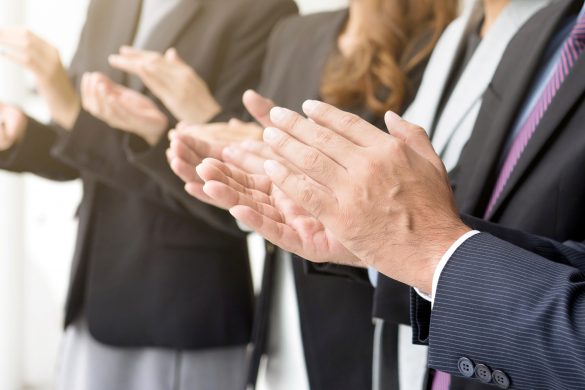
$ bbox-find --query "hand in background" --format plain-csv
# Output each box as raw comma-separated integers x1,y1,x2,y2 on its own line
109,47,220,124
196,157,363,265
0,104,27,152
259,101,470,293
0,28,80,129
81,72,168,146
167,120,262,202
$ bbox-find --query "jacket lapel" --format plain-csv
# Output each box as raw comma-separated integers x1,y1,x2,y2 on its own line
454,0,574,216
403,9,472,131
433,0,551,158
490,53,585,217
95,0,143,85
128,0,202,91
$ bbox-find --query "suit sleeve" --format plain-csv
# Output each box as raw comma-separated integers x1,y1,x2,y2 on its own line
119,0,298,235
0,117,79,181
412,225,585,390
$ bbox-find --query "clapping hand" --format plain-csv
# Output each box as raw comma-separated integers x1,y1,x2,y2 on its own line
80,72,168,145
0,28,79,129
109,46,220,124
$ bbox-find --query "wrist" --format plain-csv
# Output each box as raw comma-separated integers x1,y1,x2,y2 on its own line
141,117,169,146
414,222,472,294
182,97,221,124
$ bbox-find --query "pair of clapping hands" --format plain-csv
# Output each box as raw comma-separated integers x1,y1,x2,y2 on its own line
0,27,229,150
169,91,471,295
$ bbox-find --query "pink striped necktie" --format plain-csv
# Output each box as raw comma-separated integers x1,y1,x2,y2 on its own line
431,11,585,390
431,371,451,390
484,13,585,219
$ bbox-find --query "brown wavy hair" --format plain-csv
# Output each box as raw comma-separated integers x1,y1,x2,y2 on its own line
320,0,458,115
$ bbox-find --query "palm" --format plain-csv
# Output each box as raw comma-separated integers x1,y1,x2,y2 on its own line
273,187,359,264
205,164,360,265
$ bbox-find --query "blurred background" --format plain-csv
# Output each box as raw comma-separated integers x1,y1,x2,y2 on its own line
0,0,470,389
0,1,347,389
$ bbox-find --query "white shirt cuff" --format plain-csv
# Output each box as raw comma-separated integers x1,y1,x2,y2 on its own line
415,230,480,308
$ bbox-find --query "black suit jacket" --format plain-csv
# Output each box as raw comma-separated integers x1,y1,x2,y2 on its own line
254,10,431,390
254,11,376,390
0,0,297,350
412,0,585,387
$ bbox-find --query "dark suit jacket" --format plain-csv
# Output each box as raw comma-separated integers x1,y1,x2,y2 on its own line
412,217,585,390
0,0,297,350
411,0,585,387
253,11,375,390
254,10,431,390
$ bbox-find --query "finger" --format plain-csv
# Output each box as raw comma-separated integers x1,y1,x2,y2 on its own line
229,205,303,254
80,73,93,112
203,181,282,222
384,111,444,172
184,182,226,208
269,106,358,166
263,126,345,187
170,138,204,167
108,54,143,75
264,159,336,220
243,90,275,128
165,47,184,64
140,59,171,93
174,132,224,160
197,158,273,196
239,140,279,161
301,100,387,147
222,145,267,175
119,46,150,56
169,156,200,184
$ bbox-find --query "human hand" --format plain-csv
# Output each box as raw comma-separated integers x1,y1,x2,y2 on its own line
0,103,27,152
0,28,80,129
259,101,471,294
109,47,220,123
81,72,168,145
197,157,363,265
167,119,262,202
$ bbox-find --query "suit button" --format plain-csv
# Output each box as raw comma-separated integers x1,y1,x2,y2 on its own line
492,370,511,389
474,364,492,383
457,357,475,378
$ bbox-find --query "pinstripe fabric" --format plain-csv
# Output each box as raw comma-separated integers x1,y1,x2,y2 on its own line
425,232,585,390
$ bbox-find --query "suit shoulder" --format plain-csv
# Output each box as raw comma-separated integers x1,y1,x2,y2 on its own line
231,0,298,15
269,9,347,43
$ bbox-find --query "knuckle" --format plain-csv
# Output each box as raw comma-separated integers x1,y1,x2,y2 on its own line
301,149,322,171
314,129,333,145
337,113,362,130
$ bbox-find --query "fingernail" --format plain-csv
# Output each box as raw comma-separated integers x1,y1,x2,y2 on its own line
264,160,283,176
270,107,287,123
263,127,281,143
385,111,402,123
302,100,320,114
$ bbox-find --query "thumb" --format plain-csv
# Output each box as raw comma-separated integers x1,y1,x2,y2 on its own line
165,47,181,63
243,90,275,128
385,111,445,173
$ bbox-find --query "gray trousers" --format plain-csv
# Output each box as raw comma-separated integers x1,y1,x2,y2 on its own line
56,319,247,390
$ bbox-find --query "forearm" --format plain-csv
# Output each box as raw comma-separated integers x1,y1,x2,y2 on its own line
0,116,79,180
124,131,246,238
426,233,585,389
